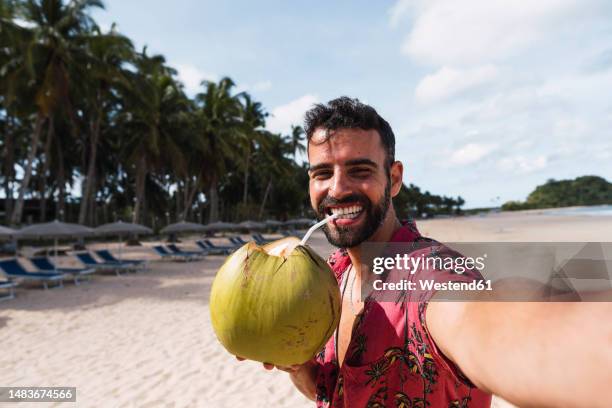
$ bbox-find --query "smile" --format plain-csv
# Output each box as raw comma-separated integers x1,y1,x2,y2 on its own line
327,205,363,220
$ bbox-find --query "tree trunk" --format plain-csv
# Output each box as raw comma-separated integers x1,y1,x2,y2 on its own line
55,135,66,221
3,113,15,223
133,155,147,223
176,182,181,221
102,202,107,224
88,166,97,225
39,116,54,222
242,148,250,205
207,174,219,223
79,102,102,225
183,178,190,220
10,112,45,225
181,175,202,221
258,180,272,220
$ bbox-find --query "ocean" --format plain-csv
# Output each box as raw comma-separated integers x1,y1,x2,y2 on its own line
542,205,612,217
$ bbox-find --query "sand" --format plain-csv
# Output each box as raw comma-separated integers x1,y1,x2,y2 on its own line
1,211,611,407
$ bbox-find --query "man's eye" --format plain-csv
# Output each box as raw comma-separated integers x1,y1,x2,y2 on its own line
350,168,371,178
312,171,332,179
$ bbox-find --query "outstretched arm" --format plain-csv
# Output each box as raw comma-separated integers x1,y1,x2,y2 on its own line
427,290,612,408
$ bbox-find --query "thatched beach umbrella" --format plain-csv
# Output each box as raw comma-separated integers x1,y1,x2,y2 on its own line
202,222,238,232
284,218,315,227
95,221,153,237
16,220,94,262
95,221,153,259
264,219,283,229
161,221,206,235
17,220,94,239
0,225,16,240
238,220,266,231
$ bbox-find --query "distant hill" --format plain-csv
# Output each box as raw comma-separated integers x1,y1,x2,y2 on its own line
502,175,612,211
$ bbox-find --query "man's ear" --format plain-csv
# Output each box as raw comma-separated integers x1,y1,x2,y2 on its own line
390,161,403,197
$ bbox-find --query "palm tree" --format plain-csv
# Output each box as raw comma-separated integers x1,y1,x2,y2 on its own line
120,48,189,224
236,92,267,206
255,132,295,219
286,125,306,158
0,0,25,222
77,24,134,224
194,77,241,222
6,0,104,225
176,117,206,221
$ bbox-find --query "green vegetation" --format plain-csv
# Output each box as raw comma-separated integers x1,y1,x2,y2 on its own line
0,0,463,227
501,176,612,211
394,184,465,218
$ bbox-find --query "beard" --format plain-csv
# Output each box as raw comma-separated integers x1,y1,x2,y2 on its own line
315,180,391,248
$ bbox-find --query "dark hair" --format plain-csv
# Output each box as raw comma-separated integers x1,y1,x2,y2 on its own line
304,96,395,168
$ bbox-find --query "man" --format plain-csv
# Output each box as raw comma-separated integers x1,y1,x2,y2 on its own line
240,97,611,407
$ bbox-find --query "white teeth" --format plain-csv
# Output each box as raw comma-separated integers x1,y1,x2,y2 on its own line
329,206,363,219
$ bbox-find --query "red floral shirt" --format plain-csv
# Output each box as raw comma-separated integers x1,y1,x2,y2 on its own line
314,220,492,408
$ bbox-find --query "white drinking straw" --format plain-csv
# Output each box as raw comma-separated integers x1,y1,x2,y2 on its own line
300,213,338,246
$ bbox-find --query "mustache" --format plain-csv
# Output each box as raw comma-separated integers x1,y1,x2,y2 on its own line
317,193,370,216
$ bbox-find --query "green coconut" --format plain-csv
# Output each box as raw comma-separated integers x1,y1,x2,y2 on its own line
210,237,341,366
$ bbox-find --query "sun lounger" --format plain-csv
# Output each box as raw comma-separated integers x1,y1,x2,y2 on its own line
166,244,206,259
95,250,148,270
203,239,238,252
252,233,273,245
280,229,301,238
30,257,95,285
229,237,248,246
153,245,197,261
75,253,133,276
0,259,64,290
0,280,17,300
153,245,174,260
196,240,231,255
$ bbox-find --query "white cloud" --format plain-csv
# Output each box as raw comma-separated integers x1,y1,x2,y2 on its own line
267,94,319,134
394,0,593,66
448,143,496,166
415,65,498,104
595,149,612,160
498,155,548,174
175,63,217,95
388,0,414,28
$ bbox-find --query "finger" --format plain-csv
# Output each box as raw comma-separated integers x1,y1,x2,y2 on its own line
275,366,297,373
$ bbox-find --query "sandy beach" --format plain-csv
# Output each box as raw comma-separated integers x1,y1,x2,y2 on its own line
1,211,611,407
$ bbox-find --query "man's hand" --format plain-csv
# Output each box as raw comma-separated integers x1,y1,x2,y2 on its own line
235,356,318,401
235,356,301,373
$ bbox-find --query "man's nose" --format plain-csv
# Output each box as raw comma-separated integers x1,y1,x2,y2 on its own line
328,171,352,199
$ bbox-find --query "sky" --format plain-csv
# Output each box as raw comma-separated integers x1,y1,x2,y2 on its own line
93,0,612,208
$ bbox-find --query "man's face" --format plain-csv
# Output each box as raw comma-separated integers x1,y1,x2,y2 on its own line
308,128,402,248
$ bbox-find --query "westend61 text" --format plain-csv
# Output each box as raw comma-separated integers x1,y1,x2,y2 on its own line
372,279,493,291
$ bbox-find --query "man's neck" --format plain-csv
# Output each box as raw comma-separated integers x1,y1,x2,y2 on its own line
347,210,401,279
